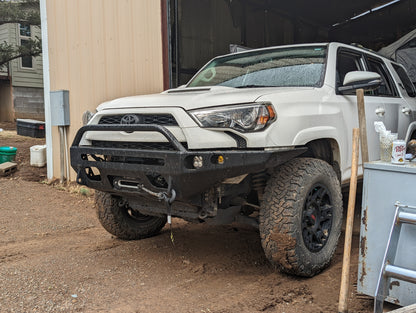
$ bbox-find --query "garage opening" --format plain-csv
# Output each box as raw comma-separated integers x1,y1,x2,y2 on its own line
165,0,416,88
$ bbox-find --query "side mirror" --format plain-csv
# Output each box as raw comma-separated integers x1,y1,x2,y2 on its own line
338,71,381,93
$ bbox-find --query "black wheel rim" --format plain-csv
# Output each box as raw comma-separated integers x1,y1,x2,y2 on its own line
301,184,333,252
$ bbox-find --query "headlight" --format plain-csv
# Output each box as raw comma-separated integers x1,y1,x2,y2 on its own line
82,110,95,125
189,103,276,132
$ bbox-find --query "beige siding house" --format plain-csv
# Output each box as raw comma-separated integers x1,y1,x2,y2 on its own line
41,0,165,180
0,23,44,121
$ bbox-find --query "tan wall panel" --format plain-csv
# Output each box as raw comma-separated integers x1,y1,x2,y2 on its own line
46,0,164,180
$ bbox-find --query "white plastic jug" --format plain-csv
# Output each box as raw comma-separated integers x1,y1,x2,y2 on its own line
30,145,46,167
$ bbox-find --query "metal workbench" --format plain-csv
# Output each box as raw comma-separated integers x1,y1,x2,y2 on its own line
357,161,416,306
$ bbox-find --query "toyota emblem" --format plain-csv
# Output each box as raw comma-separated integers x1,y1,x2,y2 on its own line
120,114,140,125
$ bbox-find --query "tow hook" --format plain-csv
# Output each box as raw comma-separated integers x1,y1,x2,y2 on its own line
135,177,176,244
139,176,175,218
140,184,176,204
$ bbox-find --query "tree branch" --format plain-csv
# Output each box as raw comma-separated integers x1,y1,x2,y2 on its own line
0,0,40,26
0,0,41,67
0,38,42,66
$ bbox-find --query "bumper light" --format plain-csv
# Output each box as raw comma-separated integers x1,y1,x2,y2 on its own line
193,156,203,168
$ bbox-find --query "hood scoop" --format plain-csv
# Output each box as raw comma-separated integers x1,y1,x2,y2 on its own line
165,87,212,93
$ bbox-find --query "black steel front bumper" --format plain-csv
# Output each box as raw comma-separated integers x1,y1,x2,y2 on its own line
70,124,306,200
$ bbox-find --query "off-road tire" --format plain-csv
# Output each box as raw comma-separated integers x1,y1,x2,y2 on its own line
260,157,343,277
95,191,167,240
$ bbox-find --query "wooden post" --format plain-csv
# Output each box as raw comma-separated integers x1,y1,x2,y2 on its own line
356,88,369,164
338,128,360,313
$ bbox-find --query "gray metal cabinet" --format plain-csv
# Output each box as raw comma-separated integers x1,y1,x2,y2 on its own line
358,161,416,306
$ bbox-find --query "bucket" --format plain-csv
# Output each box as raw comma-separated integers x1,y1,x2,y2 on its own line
30,145,46,167
0,146,17,164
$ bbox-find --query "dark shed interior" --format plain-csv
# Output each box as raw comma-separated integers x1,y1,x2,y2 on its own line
166,0,416,87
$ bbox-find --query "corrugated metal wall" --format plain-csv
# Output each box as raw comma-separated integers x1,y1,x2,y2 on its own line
45,0,164,180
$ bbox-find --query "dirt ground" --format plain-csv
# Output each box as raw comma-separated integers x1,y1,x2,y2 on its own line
0,123,387,313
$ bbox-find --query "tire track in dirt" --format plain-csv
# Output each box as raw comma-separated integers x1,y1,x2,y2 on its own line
0,227,103,264
0,178,375,312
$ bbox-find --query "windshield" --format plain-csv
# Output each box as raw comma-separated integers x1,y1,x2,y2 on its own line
187,46,327,88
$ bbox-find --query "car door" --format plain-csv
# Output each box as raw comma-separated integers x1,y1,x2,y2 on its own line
364,55,403,141
388,62,416,139
336,49,386,162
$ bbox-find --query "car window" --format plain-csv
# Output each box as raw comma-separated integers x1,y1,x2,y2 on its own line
392,63,416,97
366,57,397,97
336,50,364,95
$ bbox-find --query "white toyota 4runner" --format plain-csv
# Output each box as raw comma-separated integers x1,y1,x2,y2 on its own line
71,42,416,277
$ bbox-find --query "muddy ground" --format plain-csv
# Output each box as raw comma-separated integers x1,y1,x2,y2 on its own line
0,123,391,312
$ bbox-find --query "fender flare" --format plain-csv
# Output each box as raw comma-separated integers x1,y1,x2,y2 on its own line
292,126,339,146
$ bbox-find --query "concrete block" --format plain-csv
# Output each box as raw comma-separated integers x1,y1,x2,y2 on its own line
0,162,17,176
13,86,44,120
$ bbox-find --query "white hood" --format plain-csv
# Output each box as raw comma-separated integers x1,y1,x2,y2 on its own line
97,86,314,111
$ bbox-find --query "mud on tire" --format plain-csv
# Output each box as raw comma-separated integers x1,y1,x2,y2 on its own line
95,191,167,240
259,158,343,277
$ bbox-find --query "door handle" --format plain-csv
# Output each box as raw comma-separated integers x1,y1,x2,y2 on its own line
375,107,385,117
401,107,411,116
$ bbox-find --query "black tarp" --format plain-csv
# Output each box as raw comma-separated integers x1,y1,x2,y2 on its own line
379,29,416,83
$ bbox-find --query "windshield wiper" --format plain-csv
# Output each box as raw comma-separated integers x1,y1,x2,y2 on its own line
235,84,271,88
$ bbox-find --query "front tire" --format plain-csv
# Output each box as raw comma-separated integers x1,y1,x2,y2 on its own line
259,158,343,277
95,191,167,240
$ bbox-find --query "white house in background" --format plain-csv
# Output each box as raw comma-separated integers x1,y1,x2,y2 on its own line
0,22,44,122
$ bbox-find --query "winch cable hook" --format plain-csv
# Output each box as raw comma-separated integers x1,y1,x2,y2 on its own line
164,176,176,244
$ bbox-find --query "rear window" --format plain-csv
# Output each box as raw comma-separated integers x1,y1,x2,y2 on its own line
366,57,397,97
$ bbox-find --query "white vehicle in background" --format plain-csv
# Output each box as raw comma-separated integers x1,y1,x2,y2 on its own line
71,42,416,277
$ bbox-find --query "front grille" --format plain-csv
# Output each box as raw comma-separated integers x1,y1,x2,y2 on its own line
91,140,188,151
98,114,178,126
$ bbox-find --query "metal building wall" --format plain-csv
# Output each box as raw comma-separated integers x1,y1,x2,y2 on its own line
44,0,164,180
